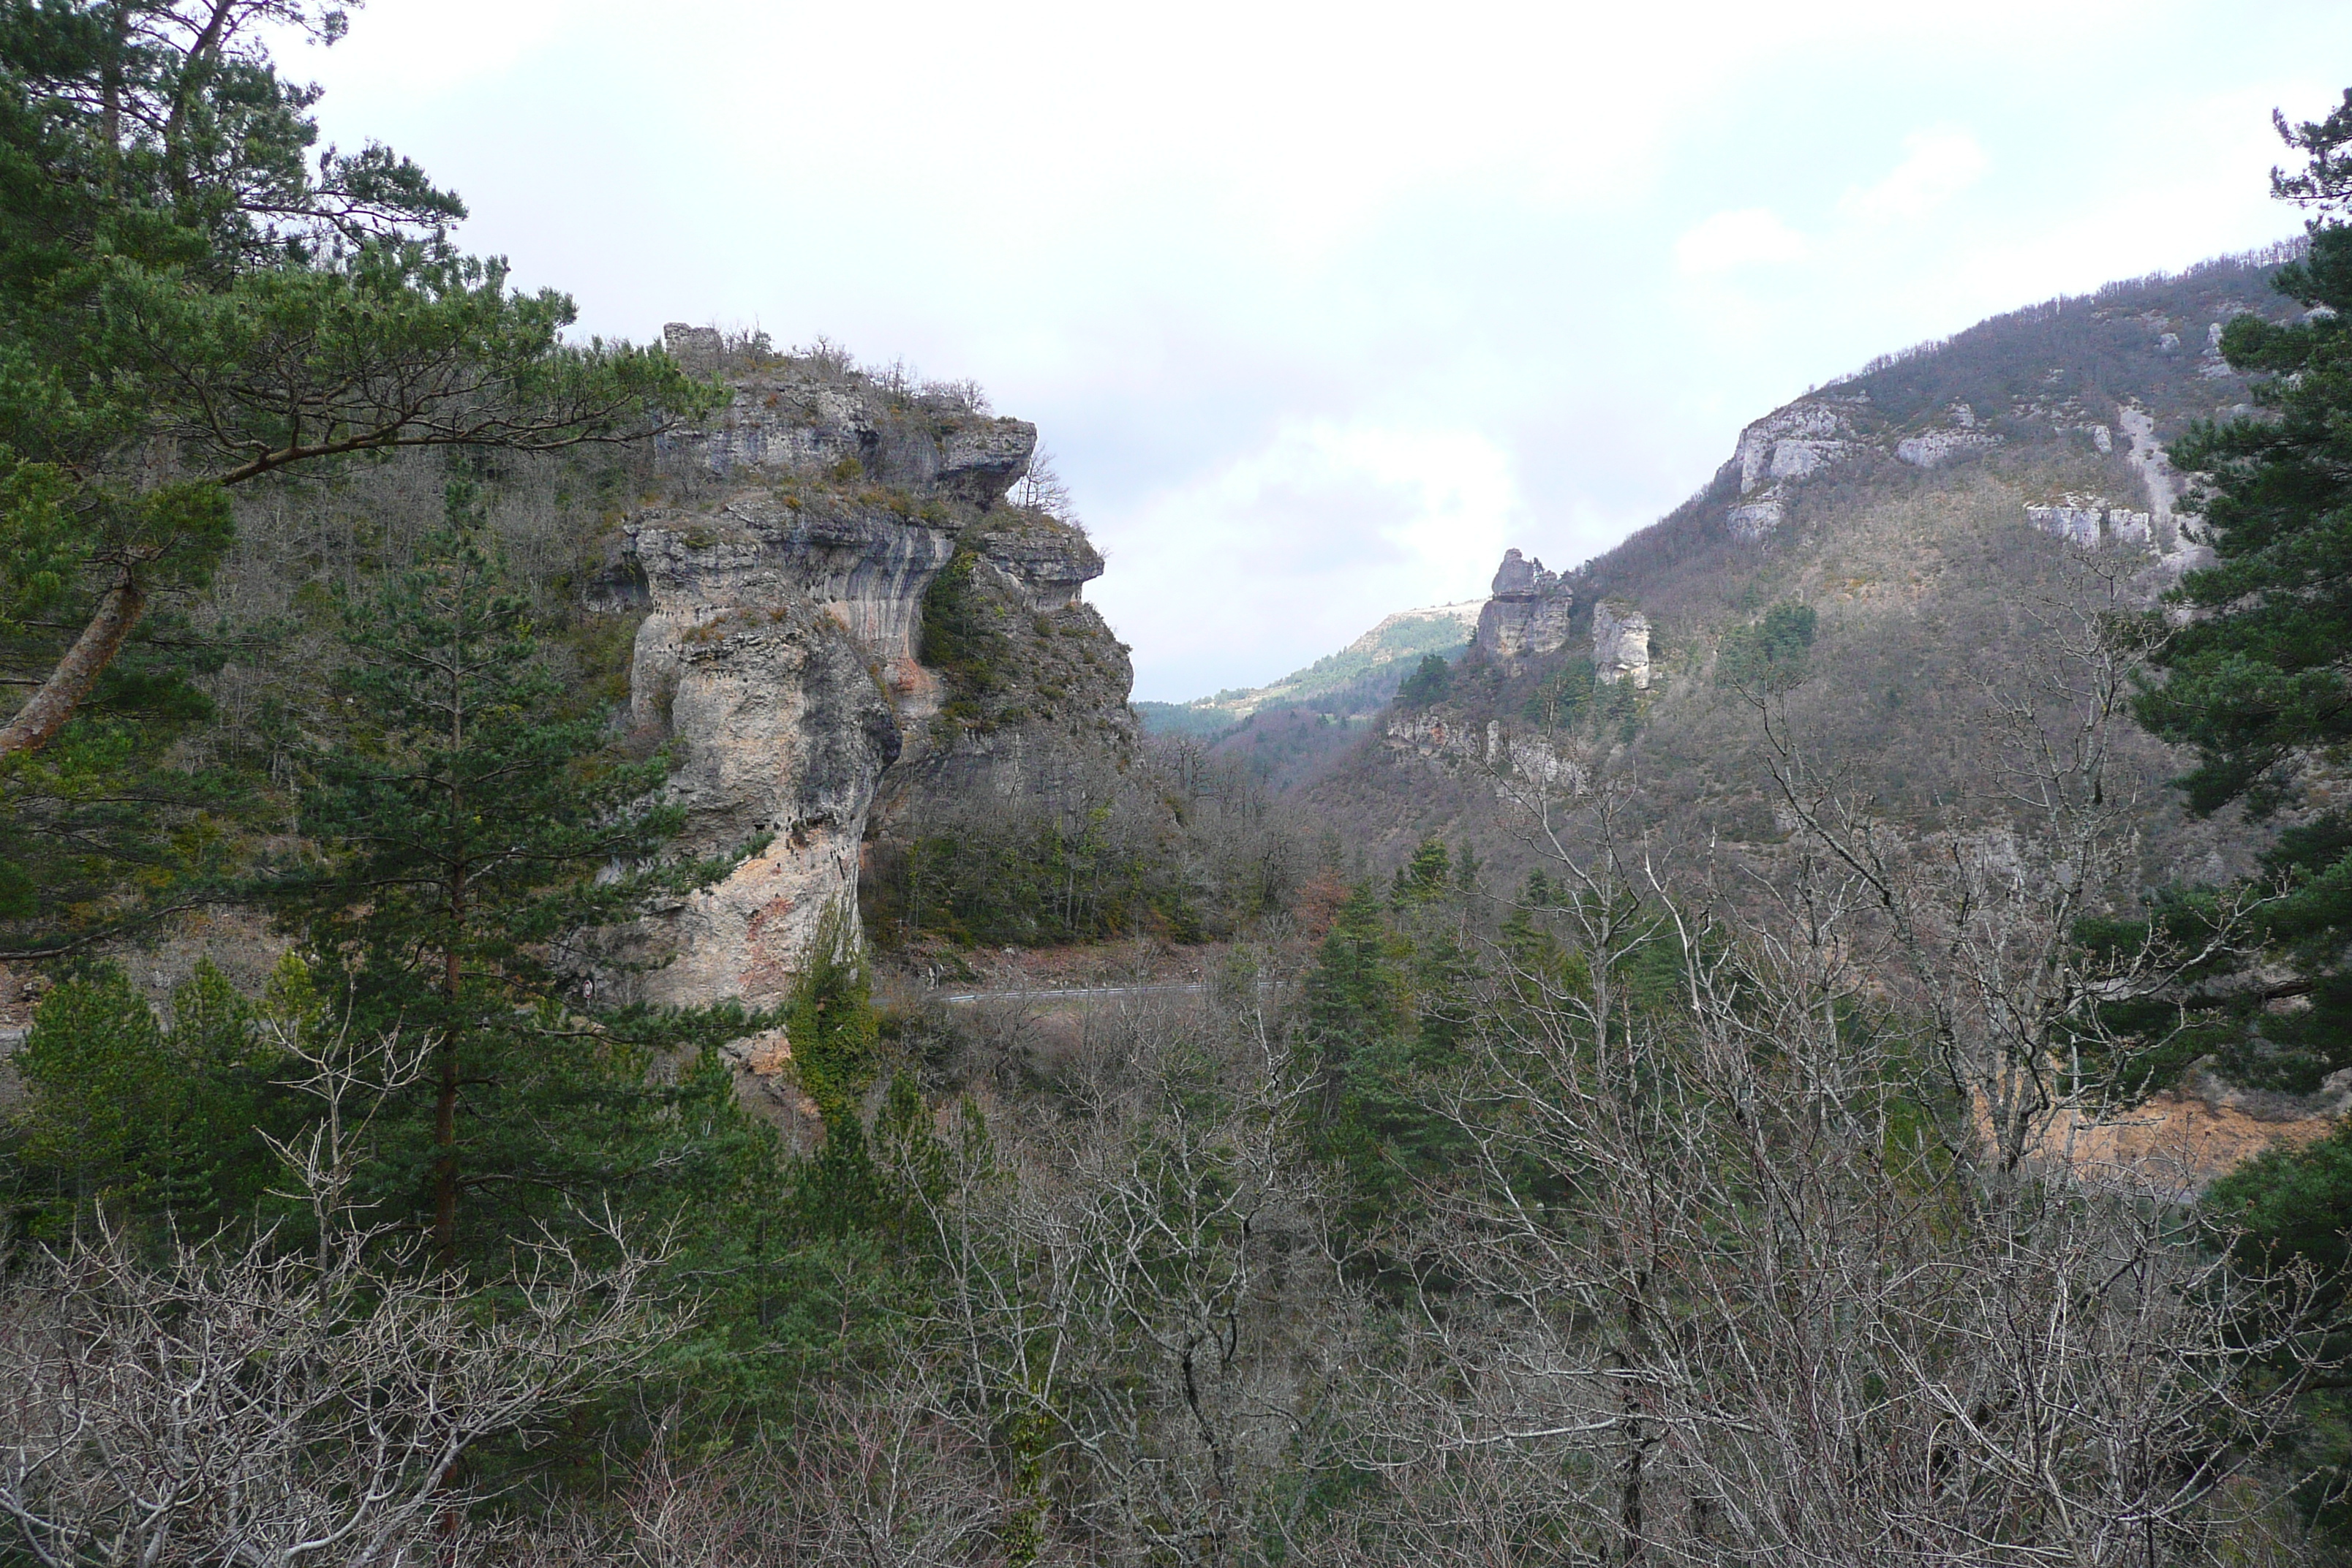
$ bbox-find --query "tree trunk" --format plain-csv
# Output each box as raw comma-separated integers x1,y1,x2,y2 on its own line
0,570,147,759
433,942,460,1273
1619,1286,1646,1564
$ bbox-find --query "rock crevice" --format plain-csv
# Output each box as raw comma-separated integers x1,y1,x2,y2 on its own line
609,347,1127,1006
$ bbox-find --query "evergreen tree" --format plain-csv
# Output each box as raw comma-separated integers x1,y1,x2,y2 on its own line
271,480,751,1272
5,957,291,1234
785,900,881,1121
1302,881,1467,1229
2204,1118,2352,1539
1390,835,1452,907
2133,91,2352,1091
1719,601,1817,692
1397,652,1452,708
0,4,715,954
2133,94,2352,1546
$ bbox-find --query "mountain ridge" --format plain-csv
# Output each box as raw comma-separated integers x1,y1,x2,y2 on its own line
1294,243,2306,862
1134,598,1481,739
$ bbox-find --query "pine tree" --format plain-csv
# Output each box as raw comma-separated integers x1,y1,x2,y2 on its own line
1390,835,1452,907
0,4,715,956
1303,882,1471,1229
2134,91,2352,1091
6,957,290,1233
274,480,752,1272
2136,96,2352,1545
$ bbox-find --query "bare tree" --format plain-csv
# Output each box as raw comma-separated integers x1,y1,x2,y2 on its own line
0,1016,676,1568
1010,445,1077,521
1746,576,2266,1177
504,1371,1017,1568
1333,729,2327,1566
896,998,1361,1568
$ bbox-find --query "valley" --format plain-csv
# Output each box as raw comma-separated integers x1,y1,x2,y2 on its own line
9,14,2352,1559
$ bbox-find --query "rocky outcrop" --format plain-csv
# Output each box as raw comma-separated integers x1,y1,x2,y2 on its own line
1727,499,1784,543
658,325,1036,504
1382,713,1586,795
1735,400,1863,493
871,510,1137,816
608,345,1131,1007
1722,392,2020,538
2016,410,2216,588
1722,395,1874,541
620,598,900,1005
1473,549,1574,660
1895,428,2002,468
1895,400,2005,470
622,494,958,696
1591,601,1651,688
2024,494,2150,549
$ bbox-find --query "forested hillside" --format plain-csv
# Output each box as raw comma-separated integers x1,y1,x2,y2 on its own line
10,7,2352,1564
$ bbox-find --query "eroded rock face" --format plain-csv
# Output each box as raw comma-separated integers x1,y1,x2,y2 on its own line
1592,600,1651,688
627,497,959,695
1734,399,1863,494
867,510,1137,832
622,600,899,1006
1719,396,1877,543
608,347,1126,1006
2012,413,2215,592
1474,549,1574,660
659,326,1037,505
1721,391,2029,539
1895,428,2003,468
1727,500,1784,543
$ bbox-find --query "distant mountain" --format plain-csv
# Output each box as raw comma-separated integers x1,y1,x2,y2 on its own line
1303,243,2309,871
1135,600,1481,739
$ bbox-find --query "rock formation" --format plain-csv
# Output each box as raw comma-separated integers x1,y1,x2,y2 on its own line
605,332,1134,1006
1473,549,1574,660
1719,395,1874,541
1726,499,1784,543
1591,600,1651,688
1722,392,2018,539
1735,400,1861,493
1894,427,2003,468
2008,409,2216,591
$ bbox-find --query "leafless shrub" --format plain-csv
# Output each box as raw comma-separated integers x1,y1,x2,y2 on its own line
0,1019,676,1568
894,1002,1362,1567
1349,704,2328,1566
923,378,993,418
508,1371,1015,1568
1010,445,1075,521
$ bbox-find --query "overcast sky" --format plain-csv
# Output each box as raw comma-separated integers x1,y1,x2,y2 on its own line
286,0,2348,699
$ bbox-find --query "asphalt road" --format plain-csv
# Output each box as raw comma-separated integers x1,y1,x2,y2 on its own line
935,982,1210,1006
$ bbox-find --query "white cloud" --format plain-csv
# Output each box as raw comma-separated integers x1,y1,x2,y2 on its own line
277,0,2351,701
1841,129,1990,225
1096,423,1521,698
1676,208,1812,275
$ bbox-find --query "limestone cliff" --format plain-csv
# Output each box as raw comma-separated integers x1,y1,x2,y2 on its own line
603,333,1134,1006
1590,600,1651,688
1314,246,2307,887
1473,549,1573,660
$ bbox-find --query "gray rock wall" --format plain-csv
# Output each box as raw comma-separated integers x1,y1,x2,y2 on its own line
611,351,1128,1007
1592,600,1652,688
1474,548,1575,659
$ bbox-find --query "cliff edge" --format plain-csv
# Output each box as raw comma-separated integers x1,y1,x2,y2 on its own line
600,330,1134,1006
